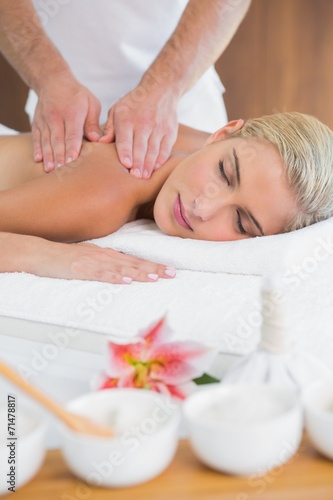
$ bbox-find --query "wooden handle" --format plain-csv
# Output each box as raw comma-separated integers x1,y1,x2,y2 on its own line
0,359,70,424
0,359,114,437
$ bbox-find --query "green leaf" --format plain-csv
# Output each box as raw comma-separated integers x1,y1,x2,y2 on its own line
193,373,220,385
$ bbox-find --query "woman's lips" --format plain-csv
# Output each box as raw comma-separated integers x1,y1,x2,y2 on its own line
173,195,192,230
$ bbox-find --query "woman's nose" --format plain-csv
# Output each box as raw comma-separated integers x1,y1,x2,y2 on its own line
192,193,226,221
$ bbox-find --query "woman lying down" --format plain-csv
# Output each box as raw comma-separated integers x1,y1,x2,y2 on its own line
0,112,332,284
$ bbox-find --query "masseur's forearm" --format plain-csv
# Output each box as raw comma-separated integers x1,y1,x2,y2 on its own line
140,0,251,96
0,0,72,92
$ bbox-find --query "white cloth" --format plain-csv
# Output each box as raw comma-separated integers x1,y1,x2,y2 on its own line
89,217,333,277
222,277,333,390
222,349,333,390
0,124,18,136
0,216,332,368
26,0,227,131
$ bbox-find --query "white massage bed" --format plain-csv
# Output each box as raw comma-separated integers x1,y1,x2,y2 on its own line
0,123,332,445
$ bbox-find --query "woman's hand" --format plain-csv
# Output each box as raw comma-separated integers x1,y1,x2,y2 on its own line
0,233,176,284
53,242,177,284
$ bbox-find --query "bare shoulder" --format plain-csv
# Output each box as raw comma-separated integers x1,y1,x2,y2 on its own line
0,132,31,153
0,139,143,242
0,133,44,190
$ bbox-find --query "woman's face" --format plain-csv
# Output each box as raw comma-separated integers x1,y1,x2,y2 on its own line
153,123,298,241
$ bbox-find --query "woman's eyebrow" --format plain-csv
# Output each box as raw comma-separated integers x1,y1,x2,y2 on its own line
232,148,265,236
232,148,241,185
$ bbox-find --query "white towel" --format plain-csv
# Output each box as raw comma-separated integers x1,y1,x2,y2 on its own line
0,217,331,362
89,217,333,276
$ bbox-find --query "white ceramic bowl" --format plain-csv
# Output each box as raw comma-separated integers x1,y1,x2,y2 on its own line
0,405,47,495
302,380,333,460
59,388,181,488
183,384,303,476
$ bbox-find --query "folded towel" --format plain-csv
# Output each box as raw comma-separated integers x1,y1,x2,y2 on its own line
89,217,333,276
0,222,332,373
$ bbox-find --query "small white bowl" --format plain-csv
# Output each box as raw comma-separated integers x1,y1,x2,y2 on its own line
183,384,303,476
59,388,181,488
0,405,47,495
302,380,333,460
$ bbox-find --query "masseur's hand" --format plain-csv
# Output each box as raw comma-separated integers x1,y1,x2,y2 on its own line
1,232,176,284
100,84,179,179
32,75,102,172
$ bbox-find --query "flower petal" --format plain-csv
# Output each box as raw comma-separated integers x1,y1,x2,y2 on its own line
106,340,146,377
148,380,197,400
140,316,173,345
146,380,171,395
165,381,198,400
149,342,217,384
117,373,138,388
95,374,119,390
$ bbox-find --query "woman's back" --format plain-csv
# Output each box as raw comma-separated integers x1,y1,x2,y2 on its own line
0,126,208,241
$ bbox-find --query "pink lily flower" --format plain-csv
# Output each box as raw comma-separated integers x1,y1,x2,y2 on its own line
98,317,216,400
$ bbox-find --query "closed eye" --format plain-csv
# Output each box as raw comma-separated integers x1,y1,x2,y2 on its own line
219,160,247,235
236,210,247,235
219,160,230,186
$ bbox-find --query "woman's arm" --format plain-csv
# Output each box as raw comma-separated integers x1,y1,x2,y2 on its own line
0,232,175,283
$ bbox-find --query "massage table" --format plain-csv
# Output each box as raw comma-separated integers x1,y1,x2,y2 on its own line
0,123,332,445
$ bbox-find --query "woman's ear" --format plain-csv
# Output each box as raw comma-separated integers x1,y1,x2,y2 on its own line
204,119,244,146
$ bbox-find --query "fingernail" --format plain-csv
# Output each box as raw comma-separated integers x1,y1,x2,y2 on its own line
155,163,160,170
90,131,100,140
34,154,42,162
147,273,159,281
122,277,132,284
131,168,141,178
143,169,150,179
56,162,63,168
122,157,132,168
66,156,73,163
164,267,176,277
46,161,54,171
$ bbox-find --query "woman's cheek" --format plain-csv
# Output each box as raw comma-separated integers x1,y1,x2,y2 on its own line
191,164,222,200
202,178,222,200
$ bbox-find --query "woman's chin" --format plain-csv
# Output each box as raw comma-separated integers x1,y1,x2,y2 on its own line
155,219,172,236
154,215,176,237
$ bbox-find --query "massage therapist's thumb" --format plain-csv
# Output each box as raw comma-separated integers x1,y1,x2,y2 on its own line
84,99,102,142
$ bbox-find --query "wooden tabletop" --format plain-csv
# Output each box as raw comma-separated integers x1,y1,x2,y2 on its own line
4,437,333,499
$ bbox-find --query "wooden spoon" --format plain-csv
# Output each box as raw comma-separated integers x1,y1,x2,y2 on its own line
0,359,114,438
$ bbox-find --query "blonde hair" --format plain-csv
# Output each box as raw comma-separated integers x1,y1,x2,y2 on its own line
230,112,333,232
